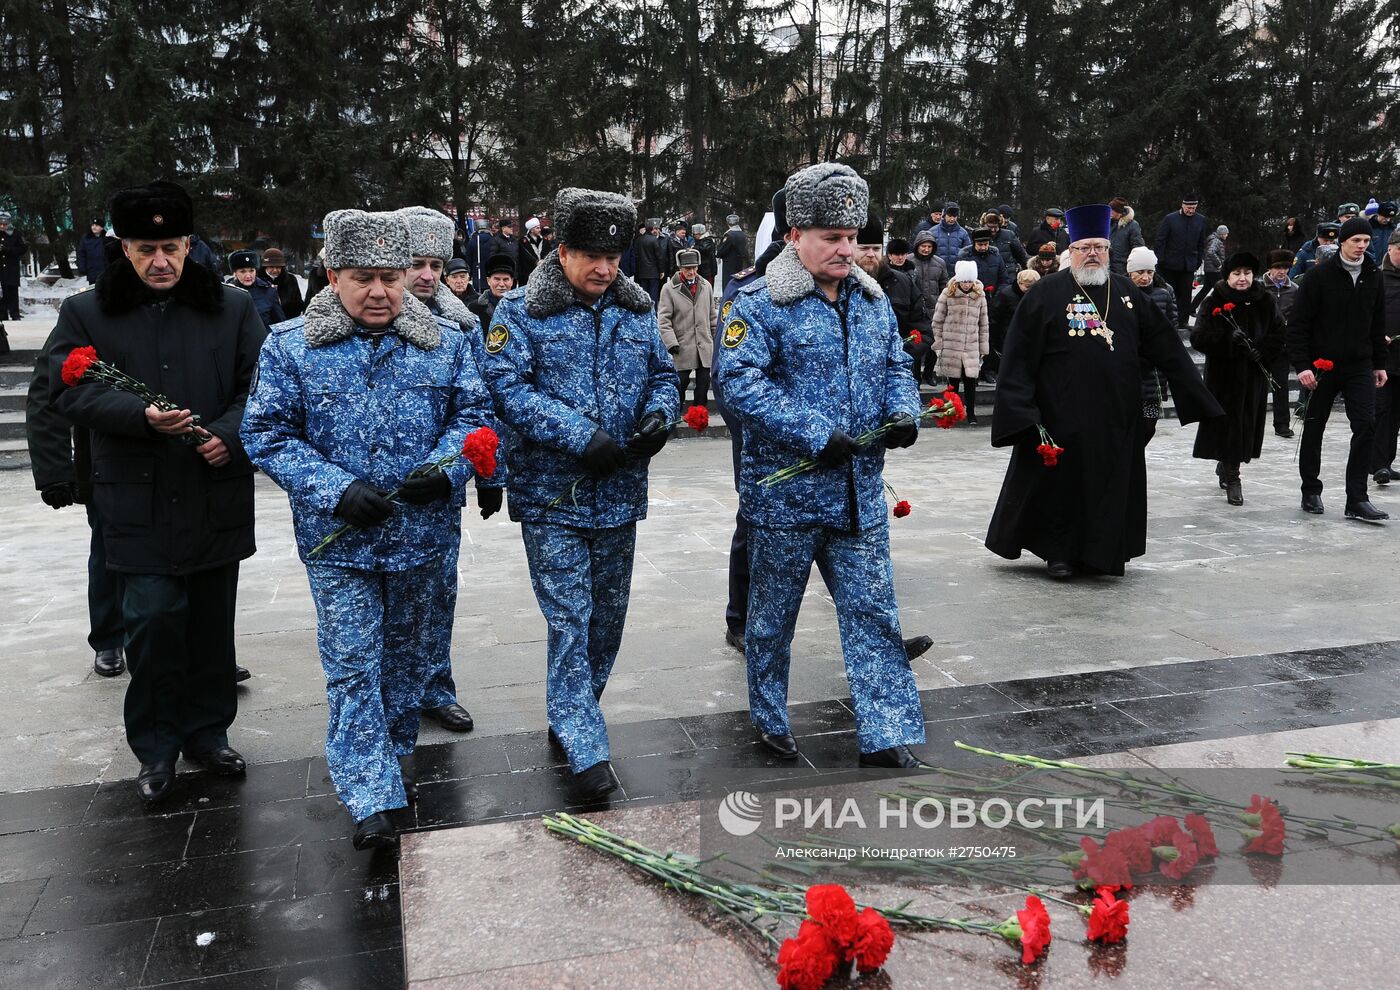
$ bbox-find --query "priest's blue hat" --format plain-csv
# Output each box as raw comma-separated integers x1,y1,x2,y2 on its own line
1065,203,1112,243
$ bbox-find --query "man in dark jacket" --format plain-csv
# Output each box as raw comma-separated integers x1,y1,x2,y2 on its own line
857,219,928,337
444,257,473,306
1288,217,1390,520
912,205,943,239
467,219,496,288
1263,249,1301,436
76,220,111,285
0,211,27,321
715,214,748,283
1367,202,1398,266
1290,222,1341,280
632,218,666,303
490,219,519,268
1153,194,1209,328
692,223,718,284
982,211,1027,271
469,253,516,325
258,247,304,319
958,228,1011,292
49,180,265,803
1371,229,1400,485
1023,207,1070,257
930,202,971,268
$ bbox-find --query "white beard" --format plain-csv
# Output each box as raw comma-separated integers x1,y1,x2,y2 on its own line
1074,265,1109,286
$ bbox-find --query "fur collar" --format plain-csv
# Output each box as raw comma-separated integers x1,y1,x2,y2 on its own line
764,243,883,307
431,281,480,331
525,252,653,318
96,257,225,316
302,286,441,350
1115,207,1136,227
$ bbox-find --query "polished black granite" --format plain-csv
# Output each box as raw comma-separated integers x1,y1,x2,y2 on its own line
1,641,1396,988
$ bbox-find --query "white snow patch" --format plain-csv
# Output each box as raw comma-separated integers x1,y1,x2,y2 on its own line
195,932,216,947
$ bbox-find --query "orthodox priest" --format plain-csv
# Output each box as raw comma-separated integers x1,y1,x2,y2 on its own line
985,203,1223,579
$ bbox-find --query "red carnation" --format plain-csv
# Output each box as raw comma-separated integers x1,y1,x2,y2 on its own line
805,884,859,952
1075,836,1133,890
1104,827,1155,876
683,405,710,431
851,907,894,973
1036,442,1064,467
1015,895,1052,964
1142,815,1183,847
1223,301,1236,312
1184,813,1220,858
1085,887,1130,944
1158,830,1200,880
906,329,923,345
461,427,499,480
893,500,911,518
1313,358,1334,373
940,388,967,423
1242,794,1285,856
60,345,99,387
776,920,839,990
1212,307,1223,317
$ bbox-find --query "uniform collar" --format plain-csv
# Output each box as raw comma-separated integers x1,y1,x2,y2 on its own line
525,252,652,318
302,288,441,350
764,243,884,307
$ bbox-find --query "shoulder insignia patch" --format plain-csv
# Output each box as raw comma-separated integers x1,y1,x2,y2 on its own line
722,318,748,349
720,299,733,322
485,323,510,355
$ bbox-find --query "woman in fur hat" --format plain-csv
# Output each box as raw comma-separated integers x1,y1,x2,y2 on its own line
932,259,990,425
1189,251,1286,505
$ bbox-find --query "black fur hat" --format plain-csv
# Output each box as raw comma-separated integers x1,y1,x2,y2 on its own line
110,180,194,239
227,249,259,271
552,188,636,254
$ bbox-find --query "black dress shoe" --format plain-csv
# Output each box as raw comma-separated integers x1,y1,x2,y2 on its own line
1225,481,1243,506
758,731,799,759
570,760,619,802
1345,500,1389,521
93,647,125,677
724,628,745,655
903,635,933,661
1046,560,1074,580
1275,427,1295,439
1301,494,1324,514
859,745,933,770
352,812,398,851
235,665,251,682
136,760,176,803
1375,469,1392,486
185,745,247,775
423,703,474,732
400,763,418,802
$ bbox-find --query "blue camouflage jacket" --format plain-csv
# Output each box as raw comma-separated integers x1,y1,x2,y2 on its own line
475,252,678,528
715,244,920,532
240,289,498,570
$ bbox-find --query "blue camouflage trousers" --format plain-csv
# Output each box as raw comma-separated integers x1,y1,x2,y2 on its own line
746,523,926,753
420,551,461,710
520,521,636,773
305,556,454,821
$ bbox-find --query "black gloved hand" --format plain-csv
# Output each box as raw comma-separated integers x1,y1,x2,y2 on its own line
668,345,681,356
334,479,394,527
41,482,78,510
626,410,671,459
477,485,503,519
882,412,918,449
818,429,864,468
398,465,452,505
580,428,627,477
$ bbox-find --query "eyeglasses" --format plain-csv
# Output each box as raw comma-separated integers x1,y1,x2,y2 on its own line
1069,244,1109,255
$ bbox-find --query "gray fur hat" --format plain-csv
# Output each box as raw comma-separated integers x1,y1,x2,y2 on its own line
552,188,636,254
323,209,411,269
783,163,868,230
675,248,701,268
397,206,455,261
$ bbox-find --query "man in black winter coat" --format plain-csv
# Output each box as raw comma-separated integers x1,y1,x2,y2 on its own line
0,211,27,321
48,180,266,804
632,218,666,304
76,220,111,285
1154,194,1210,329
258,247,304,319
1370,230,1400,485
1288,217,1390,520
715,214,749,283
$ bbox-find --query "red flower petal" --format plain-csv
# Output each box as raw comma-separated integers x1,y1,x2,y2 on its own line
1016,895,1052,964
60,346,99,387
893,500,911,518
1086,887,1130,944
461,427,500,479
851,907,895,974
804,884,859,952
683,405,710,431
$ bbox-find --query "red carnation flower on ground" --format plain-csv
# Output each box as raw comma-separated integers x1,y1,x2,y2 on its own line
805,884,859,952
776,919,839,990
1086,887,1130,944
851,907,894,973
1242,794,1285,856
60,346,99,387
1184,813,1220,858
1142,815,1183,847
1313,358,1334,373
1076,836,1133,889
684,405,710,431
1105,826,1155,876
1015,895,1052,964
462,427,499,480
893,500,911,518
1158,831,1201,880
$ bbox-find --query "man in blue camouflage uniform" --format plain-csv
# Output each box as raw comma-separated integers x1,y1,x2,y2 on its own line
476,188,678,801
396,206,506,734
715,163,931,769
241,209,498,850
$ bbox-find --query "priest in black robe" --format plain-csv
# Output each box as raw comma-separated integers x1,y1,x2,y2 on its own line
985,203,1223,579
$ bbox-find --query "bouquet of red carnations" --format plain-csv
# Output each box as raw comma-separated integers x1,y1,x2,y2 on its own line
60,345,211,445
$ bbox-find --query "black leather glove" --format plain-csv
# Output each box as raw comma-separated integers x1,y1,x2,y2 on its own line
818,429,864,468
477,485,503,519
626,410,671,459
668,345,681,356
580,428,627,477
334,480,394,527
882,412,918,449
398,465,452,505
41,482,78,510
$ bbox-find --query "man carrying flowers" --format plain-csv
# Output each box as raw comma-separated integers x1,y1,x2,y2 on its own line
240,209,500,851
49,180,266,805
714,163,930,769
475,188,678,802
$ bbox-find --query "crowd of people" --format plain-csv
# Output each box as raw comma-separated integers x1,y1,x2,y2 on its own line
16,168,1395,854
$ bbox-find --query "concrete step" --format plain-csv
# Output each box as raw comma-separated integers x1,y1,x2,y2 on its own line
0,437,30,472
0,410,24,442
0,384,29,411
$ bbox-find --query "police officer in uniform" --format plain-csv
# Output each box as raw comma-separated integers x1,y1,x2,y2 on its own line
476,188,678,801
715,163,930,768
241,209,499,850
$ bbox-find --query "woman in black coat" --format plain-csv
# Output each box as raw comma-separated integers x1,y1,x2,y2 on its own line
1190,251,1286,505
1279,217,1307,254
